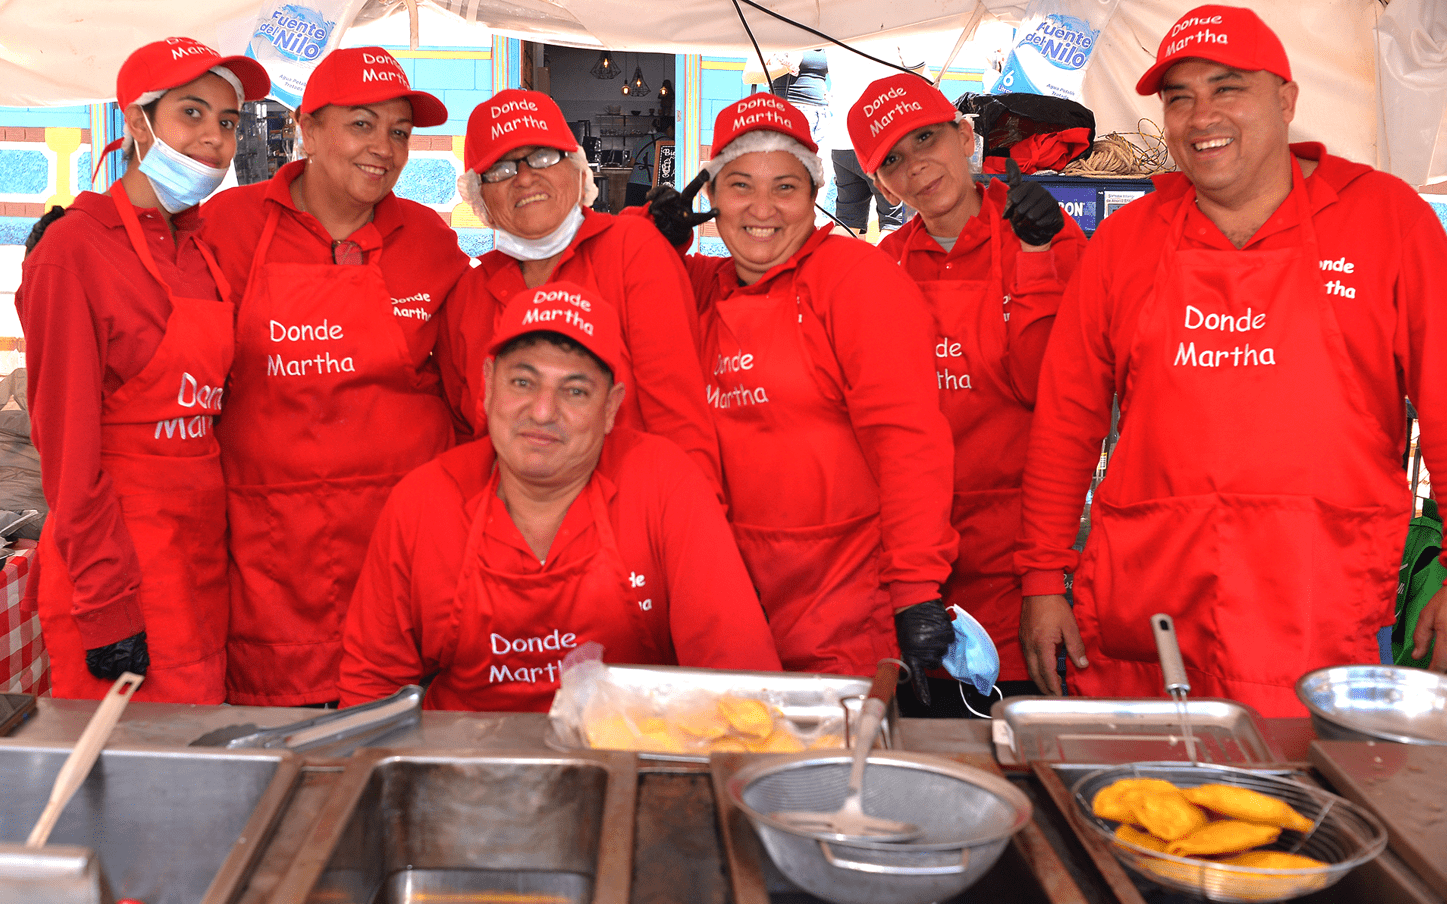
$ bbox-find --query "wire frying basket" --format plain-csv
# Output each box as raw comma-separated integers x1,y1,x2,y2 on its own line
1070,762,1387,902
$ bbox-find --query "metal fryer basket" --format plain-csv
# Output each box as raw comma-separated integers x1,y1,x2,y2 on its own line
1069,763,1387,903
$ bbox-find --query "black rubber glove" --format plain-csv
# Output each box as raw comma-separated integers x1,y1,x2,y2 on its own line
24,205,66,258
894,600,953,707
1001,158,1064,247
645,168,718,249
85,631,149,681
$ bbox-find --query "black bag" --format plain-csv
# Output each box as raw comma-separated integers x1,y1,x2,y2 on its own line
955,92,1096,173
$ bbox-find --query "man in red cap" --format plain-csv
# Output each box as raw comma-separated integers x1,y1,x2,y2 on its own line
846,73,1086,711
439,90,721,496
200,46,470,706
340,283,781,711
1017,5,1447,715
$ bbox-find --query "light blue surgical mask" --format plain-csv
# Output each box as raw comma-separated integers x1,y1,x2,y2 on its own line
137,112,229,214
494,205,586,261
942,604,1001,715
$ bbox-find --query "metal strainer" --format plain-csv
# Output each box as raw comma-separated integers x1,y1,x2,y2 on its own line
727,751,1031,904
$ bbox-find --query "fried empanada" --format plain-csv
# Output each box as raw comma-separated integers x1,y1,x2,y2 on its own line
1126,786,1210,841
1182,783,1315,833
1220,851,1327,870
1114,823,1169,852
1092,778,1181,823
1166,820,1282,857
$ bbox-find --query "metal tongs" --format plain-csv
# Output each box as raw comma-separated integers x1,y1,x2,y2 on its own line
188,684,423,753
1151,613,1198,764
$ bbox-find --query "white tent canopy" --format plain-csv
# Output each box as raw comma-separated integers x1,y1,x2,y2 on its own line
1,0,1443,182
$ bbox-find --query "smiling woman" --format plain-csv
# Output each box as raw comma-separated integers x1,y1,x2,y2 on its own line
15,37,270,703
649,94,959,698
197,46,472,707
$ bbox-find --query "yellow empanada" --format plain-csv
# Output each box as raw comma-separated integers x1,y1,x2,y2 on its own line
1166,820,1282,857
1181,784,1315,833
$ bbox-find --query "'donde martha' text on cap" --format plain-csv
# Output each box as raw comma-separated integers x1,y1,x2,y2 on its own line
463,89,577,175
846,73,958,174
1135,4,1292,95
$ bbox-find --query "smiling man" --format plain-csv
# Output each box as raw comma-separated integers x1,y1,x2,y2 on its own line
1016,5,1447,715
340,283,781,711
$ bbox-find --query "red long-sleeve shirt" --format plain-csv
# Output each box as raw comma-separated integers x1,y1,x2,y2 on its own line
199,160,470,408
436,209,722,492
16,192,220,647
685,229,957,608
1019,143,1447,594
879,179,1086,411
339,428,780,711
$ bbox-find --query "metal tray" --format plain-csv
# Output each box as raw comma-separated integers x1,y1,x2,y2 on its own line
991,696,1282,768
546,664,898,763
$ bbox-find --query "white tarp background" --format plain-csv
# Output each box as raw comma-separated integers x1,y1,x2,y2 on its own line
0,0,1444,182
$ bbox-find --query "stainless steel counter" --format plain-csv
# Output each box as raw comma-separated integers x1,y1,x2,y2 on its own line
5,700,1439,904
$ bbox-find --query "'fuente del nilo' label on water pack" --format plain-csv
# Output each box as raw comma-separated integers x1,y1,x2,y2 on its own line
247,2,349,108
996,14,1101,99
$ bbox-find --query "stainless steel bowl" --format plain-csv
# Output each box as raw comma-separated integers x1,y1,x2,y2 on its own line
1295,665,1447,746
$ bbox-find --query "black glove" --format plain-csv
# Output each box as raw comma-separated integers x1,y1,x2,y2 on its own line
1001,158,1064,247
645,168,718,249
85,631,149,681
894,600,953,707
24,205,66,258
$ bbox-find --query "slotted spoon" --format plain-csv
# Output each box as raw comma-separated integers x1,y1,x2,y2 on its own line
770,660,922,842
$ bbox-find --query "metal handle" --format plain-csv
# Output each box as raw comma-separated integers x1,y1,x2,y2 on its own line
279,685,424,751
818,840,970,876
1151,613,1190,696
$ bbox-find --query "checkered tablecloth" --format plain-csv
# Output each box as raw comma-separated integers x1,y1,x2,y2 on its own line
1,547,49,696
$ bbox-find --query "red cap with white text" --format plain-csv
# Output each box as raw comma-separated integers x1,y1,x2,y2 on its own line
847,73,959,174
489,282,623,378
462,89,578,175
710,93,817,156
1135,5,1292,96
300,46,447,127
116,37,270,110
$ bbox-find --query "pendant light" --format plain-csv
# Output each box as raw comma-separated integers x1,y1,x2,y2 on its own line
591,49,619,79
623,56,650,97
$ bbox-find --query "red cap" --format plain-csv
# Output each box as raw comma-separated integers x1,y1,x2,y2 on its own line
488,282,623,379
847,73,959,174
710,93,817,155
1136,5,1292,96
300,46,447,127
463,89,578,174
116,37,270,110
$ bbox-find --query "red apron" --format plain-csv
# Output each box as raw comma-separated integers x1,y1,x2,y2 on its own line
706,267,896,675
219,204,453,705
424,469,667,712
39,183,233,702
911,214,1031,681
1071,173,1409,716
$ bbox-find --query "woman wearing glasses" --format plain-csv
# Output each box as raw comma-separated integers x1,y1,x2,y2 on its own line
18,38,268,701
440,91,720,493
199,47,469,706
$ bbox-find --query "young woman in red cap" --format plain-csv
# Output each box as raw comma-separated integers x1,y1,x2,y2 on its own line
17,37,269,701
648,95,957,703
440,90,721,494
199,47,469,706
846,74,1086,711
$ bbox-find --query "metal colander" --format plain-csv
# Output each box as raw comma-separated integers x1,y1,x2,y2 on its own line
1070,762,1388,903
727,752,1031,904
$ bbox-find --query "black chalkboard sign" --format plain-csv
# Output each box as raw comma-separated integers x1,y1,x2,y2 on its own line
654,141,676,188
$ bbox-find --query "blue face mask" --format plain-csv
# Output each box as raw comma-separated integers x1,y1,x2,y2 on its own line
942,604,1000,697
137,112,229,214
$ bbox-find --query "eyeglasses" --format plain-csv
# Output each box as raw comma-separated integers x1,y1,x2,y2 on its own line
481,147,565,183
332,239,364,266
